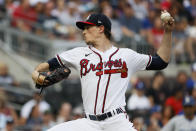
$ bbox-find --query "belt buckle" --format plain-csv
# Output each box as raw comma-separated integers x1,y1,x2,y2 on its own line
95,114,100,121
88,109,118,121
97,113,107,121
96,114,103,121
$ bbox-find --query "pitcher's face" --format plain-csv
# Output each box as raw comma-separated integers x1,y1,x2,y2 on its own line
82,25,101,45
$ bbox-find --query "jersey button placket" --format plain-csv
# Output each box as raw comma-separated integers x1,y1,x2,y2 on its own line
89,47,103,115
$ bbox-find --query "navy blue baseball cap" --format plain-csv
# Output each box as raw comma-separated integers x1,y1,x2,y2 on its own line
76,13,111,32
183,96,195,106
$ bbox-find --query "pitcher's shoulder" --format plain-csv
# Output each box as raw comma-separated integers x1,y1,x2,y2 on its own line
118,47,137,54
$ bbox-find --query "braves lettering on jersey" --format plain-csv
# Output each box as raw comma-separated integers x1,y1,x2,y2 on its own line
56,46,151,115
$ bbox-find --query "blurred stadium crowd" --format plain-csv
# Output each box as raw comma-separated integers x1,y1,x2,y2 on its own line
0,0,196,131
0,0,196,63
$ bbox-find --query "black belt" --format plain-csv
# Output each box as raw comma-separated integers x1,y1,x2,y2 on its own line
85,107,124,121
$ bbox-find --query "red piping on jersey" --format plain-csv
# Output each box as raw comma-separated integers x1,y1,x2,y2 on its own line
89,46,102,115
102,48,119,113
94,76,101,114
120,107,128,119
146,55,152,67
57,54,64,67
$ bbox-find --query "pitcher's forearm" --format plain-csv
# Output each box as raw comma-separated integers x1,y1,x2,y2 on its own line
156,10,174,63
34,62,49,72
157,31,172,63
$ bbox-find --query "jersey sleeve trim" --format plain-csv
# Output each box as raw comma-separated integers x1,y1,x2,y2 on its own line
47,57,61,71
56,54,64,67
146,54,168,70
146,55,152,68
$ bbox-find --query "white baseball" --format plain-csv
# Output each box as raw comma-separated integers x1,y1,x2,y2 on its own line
161,12,171,21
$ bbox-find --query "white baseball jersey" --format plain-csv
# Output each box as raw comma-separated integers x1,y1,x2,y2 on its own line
56,45,151,115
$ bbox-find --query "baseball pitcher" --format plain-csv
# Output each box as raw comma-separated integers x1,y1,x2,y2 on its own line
32,11,174,131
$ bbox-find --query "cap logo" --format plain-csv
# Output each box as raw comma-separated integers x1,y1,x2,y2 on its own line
98,20,102,24
86,14,91,21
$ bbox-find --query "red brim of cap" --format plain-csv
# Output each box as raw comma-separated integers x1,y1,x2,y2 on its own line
76,21,96,30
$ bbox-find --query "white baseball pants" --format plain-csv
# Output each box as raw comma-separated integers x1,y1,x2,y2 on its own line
47,114,136,131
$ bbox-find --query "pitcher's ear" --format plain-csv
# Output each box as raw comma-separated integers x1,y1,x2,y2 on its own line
99,25,105,33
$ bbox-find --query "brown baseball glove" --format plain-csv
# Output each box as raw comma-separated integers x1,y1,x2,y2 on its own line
35,67,71,94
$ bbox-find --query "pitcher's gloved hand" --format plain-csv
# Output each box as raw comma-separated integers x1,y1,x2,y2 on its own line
35,67,71,94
